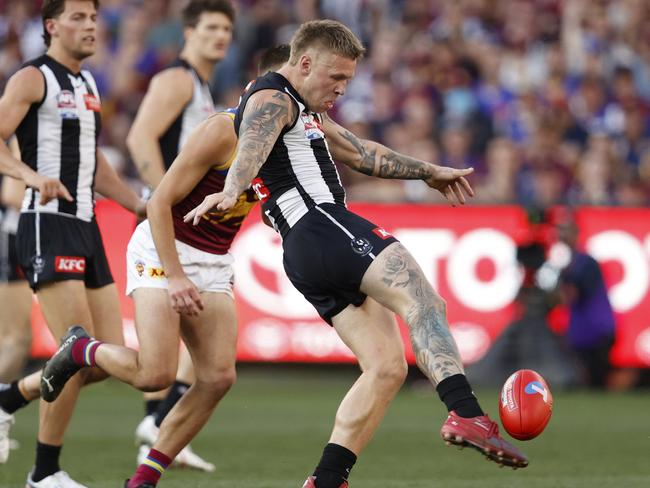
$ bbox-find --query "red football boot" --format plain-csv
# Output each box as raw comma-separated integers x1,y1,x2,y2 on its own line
302,476,348,488
440,411,529,469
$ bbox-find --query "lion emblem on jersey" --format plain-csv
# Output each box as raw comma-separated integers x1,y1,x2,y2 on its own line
204,189,258,227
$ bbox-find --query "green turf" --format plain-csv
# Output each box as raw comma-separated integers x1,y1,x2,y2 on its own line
1,366,649,487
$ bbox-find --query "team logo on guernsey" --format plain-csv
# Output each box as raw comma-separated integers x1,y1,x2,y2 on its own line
57,90,78,119
351,237,373,256
300,113,324,140
135,260,145,277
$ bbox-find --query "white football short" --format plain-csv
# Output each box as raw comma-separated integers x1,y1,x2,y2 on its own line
126,220,234,298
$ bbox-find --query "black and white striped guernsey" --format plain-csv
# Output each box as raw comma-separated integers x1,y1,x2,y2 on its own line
234,72,346,238
14,54,101,222
158,58,215,169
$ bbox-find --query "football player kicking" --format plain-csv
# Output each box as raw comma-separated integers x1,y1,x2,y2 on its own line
186,20,528,488
38,45,290,488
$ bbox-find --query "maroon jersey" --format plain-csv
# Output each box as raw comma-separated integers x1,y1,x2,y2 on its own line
171,111,258,254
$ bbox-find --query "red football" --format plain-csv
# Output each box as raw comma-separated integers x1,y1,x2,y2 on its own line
499,369,553,441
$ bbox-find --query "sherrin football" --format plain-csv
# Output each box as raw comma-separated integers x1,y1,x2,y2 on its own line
499,369,553,441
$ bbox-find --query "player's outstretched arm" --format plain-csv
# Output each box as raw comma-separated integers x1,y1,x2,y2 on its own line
322,115,475,206
0,67,72,204
127,68,193,189
94,149,146,218
184,89,296,224
148,114,237,316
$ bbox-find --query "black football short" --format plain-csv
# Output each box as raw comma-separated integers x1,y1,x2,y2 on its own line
0,231,24,283
282,203,398,325
16,212,114,291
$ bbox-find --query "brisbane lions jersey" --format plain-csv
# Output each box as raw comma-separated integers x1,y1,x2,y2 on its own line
171,109,257,254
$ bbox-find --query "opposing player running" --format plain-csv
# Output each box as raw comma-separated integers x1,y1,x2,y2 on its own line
186,20,528,488
126,0,235,471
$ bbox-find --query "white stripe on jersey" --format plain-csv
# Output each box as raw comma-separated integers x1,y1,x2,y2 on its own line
178,70,214,150
272,91,344,227
76,70,98,220
322,136,347,206
28,64,63,214
282,126,336,206
275,188,309,229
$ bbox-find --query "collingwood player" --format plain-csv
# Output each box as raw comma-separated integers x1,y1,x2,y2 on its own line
187,20,528,488
126,0,234,472
0,1,144,486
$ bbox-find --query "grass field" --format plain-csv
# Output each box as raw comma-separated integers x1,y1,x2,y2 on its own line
1,365,649,488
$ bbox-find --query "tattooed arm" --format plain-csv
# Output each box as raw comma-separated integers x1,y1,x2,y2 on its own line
322,114,475,205
184,89,296,224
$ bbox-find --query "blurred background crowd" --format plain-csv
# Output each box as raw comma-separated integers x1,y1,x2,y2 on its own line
2,0,650,207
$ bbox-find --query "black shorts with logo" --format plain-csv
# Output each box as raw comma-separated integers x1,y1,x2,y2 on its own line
0,231,24,283
282,203,398,325
16,212,114,291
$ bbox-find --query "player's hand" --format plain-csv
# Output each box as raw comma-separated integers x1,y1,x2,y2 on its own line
183,192,237,226
425,166,474,206
168,275,204,316
26,174,73,204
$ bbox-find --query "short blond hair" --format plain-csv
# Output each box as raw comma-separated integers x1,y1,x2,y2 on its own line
289,20,366,64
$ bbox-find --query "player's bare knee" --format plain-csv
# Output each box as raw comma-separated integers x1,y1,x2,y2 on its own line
369,357,408,391
197,367,236,397
2,331,31,353
134,371,175,392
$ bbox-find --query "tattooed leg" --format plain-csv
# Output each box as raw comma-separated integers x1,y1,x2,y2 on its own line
361,243,464,386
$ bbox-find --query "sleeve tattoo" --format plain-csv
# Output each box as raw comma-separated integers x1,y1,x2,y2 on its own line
223,92,293,197
338,129,432,180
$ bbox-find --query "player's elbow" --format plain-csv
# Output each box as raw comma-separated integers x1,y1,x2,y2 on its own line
125,128,139,154
126,125,153,157
146,194,171,221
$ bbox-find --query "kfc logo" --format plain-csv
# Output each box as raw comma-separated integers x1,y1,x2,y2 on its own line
251,177,270,202
83,93,101,112
55,256,86,273
372,227,392,240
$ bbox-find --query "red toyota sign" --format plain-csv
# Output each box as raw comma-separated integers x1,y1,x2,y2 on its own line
29,202,650,368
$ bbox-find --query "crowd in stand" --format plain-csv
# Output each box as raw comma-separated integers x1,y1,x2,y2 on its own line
2,0,650,206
